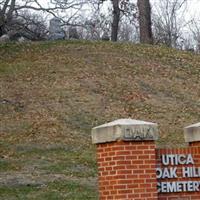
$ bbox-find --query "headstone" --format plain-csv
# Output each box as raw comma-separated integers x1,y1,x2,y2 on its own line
49,18,65,40
0,34,10,43
101,32,110,41
68,27,79,39
17,37,27,43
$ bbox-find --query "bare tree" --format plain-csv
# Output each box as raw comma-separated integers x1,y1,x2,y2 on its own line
15,11,48,40
111,0,120,41
118,18,139,42
96,0,121,41
188,19,200,52
117,1,139,42
137,0,153,44
111,0,137,41
76,1,110,41
0,0,16,35
0,0,86,37
152,0,187,48
95,0,136,42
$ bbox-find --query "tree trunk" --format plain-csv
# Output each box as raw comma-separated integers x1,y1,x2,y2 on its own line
111,0,120,42
137,0,153,44
0,16,6,37
0,25,5,36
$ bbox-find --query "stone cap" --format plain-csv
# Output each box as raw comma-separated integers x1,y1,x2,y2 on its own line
92,118,159,144
184,122,200,143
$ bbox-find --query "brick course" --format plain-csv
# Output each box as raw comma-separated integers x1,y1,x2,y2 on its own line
97,141,158,200
96,142,200,200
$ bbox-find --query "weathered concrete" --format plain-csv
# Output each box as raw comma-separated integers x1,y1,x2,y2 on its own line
184,122,200,143
92,118,158,144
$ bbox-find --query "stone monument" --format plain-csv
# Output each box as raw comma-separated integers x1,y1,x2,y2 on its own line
49,18,65,40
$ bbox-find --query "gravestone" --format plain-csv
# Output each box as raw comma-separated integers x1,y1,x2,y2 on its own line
49,18,65,40
0,34,10,43
68,27,79,39
101,32,110,41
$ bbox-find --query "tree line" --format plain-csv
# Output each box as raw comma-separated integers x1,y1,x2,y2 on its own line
0,0,199,51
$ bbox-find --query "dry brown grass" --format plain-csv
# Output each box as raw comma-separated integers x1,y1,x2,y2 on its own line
0,40,200,199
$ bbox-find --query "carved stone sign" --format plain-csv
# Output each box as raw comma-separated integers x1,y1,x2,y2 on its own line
91,119,158,144
157,154,200,193
123,127,154,141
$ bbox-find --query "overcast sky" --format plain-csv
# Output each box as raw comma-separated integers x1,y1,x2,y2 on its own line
151,0,200,21
37,0,200,22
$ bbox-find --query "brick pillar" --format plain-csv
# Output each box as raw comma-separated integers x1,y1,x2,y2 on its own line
92,119,159,200
184,122,200,147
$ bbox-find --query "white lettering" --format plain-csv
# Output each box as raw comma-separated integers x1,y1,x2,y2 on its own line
183,167,190,178
178,154,186,164
156,168,162,179
161,154,194,165
156,168,177,179
167,182,177,192
183,167,200,178
194,181,200,191
170,167,178,178
188,181,193,191
187,154,194,164
158,154,200,193
162,155,169,165
158,181,200,193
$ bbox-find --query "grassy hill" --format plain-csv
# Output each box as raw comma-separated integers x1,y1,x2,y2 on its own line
0,40,200,199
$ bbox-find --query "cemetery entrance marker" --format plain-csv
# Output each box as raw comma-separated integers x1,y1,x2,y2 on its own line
92,119,200,200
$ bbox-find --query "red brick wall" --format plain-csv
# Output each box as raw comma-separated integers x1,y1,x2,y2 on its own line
156,147,200,200
96,140,200,200
189,142,200,147
97,141,158,200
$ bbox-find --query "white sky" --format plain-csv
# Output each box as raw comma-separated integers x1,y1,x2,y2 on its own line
151,0,200,20
36,0,200,24
37,0,200,15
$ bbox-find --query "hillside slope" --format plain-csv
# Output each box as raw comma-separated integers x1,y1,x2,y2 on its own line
0,41,200,199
